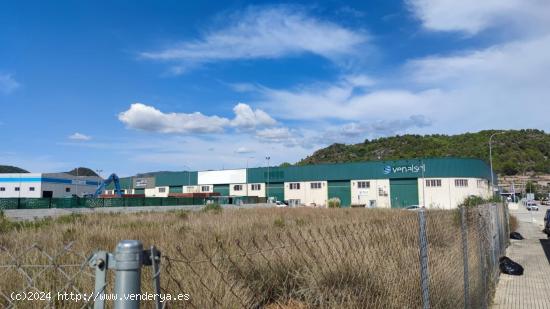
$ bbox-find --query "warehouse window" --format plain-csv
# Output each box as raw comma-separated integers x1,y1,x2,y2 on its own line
158,187,166,193
0,187,5,191
455,179,468,187
358,181,370,189
289,183,300,190
310,182,322,189
65,187,71,193
29,187,35,191
233,185,243,191
201,186,210,192
251,184,261,191
15,187,20,191
426,179,442,187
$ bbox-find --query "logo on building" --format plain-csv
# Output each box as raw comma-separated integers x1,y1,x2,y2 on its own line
384,163,426,175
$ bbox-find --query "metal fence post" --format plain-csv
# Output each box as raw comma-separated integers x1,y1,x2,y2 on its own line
89,251,110,309
418,209,431,309
477,210,488,309
460,207,470,309
114,240,143,309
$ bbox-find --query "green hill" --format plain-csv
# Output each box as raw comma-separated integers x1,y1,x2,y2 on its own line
65,167,99,177
0,165,29,173
298,129,550,176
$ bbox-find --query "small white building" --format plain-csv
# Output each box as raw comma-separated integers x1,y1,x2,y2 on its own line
0,173,101,198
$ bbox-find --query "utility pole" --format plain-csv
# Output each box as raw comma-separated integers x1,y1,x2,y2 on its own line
489,131,506,195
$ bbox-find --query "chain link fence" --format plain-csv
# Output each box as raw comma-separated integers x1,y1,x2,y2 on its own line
0,203,509,308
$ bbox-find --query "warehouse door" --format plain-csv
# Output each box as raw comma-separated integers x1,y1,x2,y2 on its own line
169,186,183,194
266,183,284,202
390,178,419,208
328,181,351,207
213,184,230,196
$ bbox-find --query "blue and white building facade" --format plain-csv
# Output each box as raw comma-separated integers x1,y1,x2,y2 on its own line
0,173,101,198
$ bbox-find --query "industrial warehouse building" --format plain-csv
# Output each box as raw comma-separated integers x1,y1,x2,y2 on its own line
104,158,495,209
0,173,101,198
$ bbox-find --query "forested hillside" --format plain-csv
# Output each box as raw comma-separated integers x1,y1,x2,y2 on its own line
0,165,29,173
298,130,550,175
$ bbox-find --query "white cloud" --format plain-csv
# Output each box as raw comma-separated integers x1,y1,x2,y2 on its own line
119,103,230,134
235,146,255,154
255,127,293,142
141,6,368,70
256,77,440,121
407,0,550,35
0,73,20,94
68,132,92,141
119,102,276,134
231,102,277,129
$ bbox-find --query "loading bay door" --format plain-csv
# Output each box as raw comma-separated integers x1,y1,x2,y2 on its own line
390,178,419,208
266,183,284,202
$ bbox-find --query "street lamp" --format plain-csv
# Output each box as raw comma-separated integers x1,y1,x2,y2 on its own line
266,156,271,203
182,164,192,193
489,131,506,193
245,157,254,197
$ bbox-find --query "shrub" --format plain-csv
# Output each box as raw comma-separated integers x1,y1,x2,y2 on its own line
327,198,341,208
202,203,222,213
273,217,285,228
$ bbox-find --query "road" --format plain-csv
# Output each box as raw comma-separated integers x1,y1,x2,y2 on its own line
2,203,272,221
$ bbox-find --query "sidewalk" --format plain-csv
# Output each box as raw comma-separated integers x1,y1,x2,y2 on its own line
492,206,550,308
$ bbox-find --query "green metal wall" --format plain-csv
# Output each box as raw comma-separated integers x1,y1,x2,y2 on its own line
169,186,183,194
106,177,133,190
328,180,351,207
156,171,198,186
266,183,284,202
133,188,145,194
213,184,230,196
247,158,493,183
389,179,419,208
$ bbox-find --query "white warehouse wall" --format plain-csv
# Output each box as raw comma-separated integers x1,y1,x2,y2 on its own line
198,169,246,185
0,173,42,198
350,179,391,208
145,186,169,197
284,181,328,206
418,177,492,209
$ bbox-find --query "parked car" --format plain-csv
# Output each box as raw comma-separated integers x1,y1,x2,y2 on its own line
526,201,539,211
275,201,287,208
405,205,421,211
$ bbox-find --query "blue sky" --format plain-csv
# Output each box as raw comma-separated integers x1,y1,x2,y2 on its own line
1,0,549,176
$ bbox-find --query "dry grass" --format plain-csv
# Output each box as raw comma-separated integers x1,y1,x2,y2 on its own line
0,207,497,308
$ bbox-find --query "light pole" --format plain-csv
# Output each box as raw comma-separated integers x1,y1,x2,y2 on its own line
182,164,192,193
266,156,271,203
245,157,254,197
489,131,506,194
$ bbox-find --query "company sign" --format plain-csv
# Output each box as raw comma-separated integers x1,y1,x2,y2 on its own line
133,177,155,189
383,163,426,175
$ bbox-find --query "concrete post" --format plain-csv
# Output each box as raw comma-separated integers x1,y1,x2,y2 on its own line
114,240,143,309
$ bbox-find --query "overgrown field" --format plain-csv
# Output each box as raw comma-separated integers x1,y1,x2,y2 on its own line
0,207,495,308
